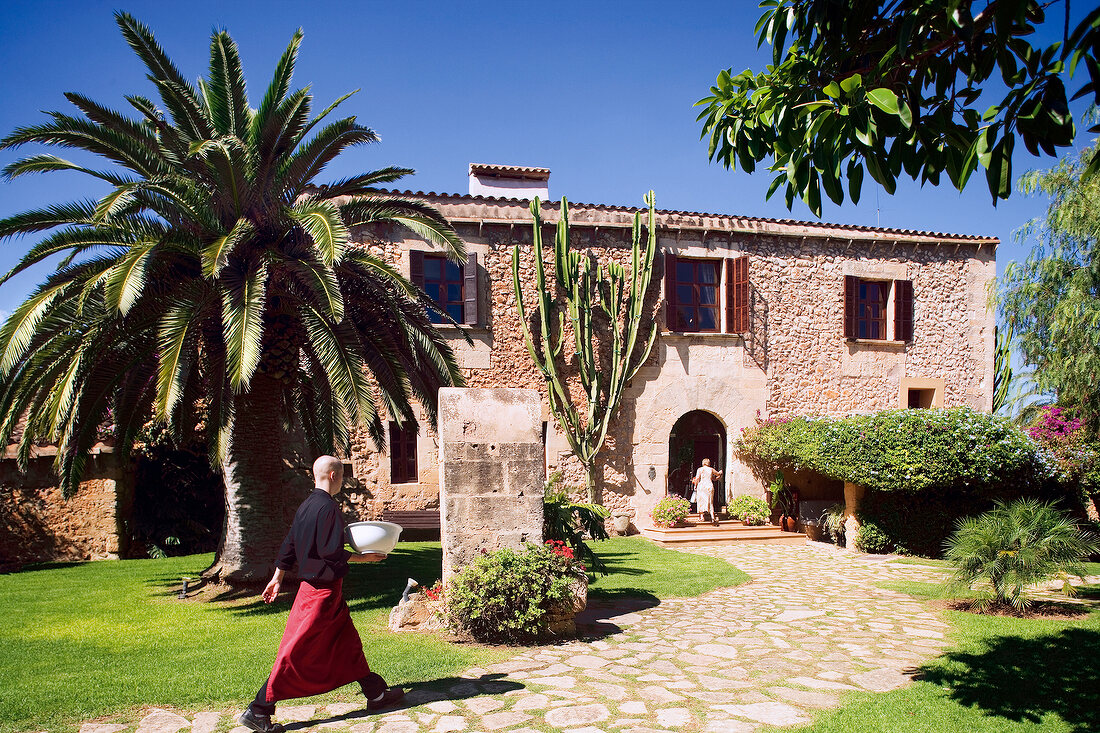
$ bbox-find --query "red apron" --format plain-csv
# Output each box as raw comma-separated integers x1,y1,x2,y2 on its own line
266,579,371,703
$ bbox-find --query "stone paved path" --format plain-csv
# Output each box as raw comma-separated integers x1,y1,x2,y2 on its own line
80,543,958,733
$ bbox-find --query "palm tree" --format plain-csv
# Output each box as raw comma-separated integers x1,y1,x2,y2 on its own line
0,13,465,585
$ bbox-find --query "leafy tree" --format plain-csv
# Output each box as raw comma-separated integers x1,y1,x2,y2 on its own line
697,0,1100,215
998,138,1100,435
944,497,1098,611
512,195,658,505
0,13,465,584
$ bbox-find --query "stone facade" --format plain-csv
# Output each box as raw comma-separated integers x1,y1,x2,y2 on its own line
347,184,997,531
0,448,132,566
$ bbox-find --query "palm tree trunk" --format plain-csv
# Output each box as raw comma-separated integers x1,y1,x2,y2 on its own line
204,373,312,586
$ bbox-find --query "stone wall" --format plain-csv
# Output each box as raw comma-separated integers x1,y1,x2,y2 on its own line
437,388,544,580
0,450,132,567
341,197,996,530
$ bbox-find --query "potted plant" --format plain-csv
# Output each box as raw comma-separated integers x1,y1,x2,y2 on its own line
727,495,770,525
651,496,691,528
768,470,799,531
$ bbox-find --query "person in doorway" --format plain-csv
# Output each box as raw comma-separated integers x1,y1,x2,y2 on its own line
692,458,723,526
237,455,405,733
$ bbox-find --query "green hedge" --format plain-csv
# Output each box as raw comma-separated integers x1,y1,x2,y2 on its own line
739,407,1050,495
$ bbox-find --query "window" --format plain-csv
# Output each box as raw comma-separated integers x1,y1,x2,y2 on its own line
665,253,750,334
410,251,480,325
389,422,417,484
844,276,914,341
907,388,935,408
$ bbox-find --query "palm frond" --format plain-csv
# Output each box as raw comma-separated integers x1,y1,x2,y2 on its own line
251,29,302,147
205,30,250,139
220,261,268,391
2,154,137,186
279,118,377,196
340,196,465,260
104,240,157,314
155,295,206,419
289,198,349,266
314,166,413,199
202,217,254,278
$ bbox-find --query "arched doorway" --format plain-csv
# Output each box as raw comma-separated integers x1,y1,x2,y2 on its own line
668,410,726,510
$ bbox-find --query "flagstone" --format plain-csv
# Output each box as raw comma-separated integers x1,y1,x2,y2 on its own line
543,703,609,727
433,715,467,732
191,712,221,733
479,711,531,730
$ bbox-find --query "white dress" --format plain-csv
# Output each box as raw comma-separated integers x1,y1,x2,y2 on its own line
694,466,716,514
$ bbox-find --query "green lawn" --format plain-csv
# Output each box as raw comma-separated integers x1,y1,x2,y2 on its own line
0,543,503,733
772,580,1100,733
0,536,744,733
588,536,750,600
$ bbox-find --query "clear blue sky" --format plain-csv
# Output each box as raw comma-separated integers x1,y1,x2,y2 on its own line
0,0,1093,317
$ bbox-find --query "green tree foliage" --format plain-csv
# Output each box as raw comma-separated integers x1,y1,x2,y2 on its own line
0,13,464,583
998,139,1100,435
739,408,1048,494
697,1,1100,215
944,497,1099,611
513,195,658,503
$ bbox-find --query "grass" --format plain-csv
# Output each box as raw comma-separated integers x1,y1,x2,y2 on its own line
771,579,1100,733
0,535,742,733
588,536,750,600
0,543,505,733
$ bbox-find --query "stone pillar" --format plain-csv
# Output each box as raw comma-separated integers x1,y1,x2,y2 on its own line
438,388,545,581
843,481,865,552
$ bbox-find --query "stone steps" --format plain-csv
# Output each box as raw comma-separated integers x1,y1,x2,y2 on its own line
640,514,807,546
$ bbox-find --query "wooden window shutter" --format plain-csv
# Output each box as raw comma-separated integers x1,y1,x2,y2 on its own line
463,252,479,325
844,275,858,338
388,422,404,484
727,255,749,333
664,252,677,328
894,279,914,342
409,250,424,288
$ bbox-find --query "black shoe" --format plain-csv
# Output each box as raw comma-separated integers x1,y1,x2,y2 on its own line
367,687,406,711
238,708,285,733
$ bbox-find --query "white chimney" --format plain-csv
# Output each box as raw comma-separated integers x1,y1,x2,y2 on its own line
468,163,550,200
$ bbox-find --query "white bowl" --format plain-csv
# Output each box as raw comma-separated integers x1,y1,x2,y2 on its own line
346,521,403,555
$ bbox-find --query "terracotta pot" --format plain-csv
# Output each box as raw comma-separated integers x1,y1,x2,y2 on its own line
781,516,798,532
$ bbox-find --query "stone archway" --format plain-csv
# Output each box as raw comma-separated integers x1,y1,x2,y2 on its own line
668,410,727,510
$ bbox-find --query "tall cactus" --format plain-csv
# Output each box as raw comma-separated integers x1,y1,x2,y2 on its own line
512,192,658,504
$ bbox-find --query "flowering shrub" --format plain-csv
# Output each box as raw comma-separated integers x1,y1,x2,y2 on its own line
444,543,585,644
423,580,443,601
1028,406,1100,500
651,496,690,527
728,495,770,524
739,407,1049,494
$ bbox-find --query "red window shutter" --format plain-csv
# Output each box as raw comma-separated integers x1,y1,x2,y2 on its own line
729,256,749,333
389,422,404,484
726,259,734,332
664,252,677,329
844,275,858,338
894,279,914,342
409,250,424,288
463,252,479,325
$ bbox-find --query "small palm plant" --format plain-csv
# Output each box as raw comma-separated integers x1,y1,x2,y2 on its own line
944,498,1099,612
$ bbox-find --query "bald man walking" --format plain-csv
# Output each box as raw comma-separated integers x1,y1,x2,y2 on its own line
238,456,404,733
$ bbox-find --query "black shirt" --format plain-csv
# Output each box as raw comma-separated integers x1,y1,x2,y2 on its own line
276,489,352,583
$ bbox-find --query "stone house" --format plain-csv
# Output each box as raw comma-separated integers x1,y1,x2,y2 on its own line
342,164,997,531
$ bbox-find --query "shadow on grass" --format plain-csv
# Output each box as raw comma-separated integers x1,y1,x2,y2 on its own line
224,545,445,616
915,628,1100,732
282,673,524,730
